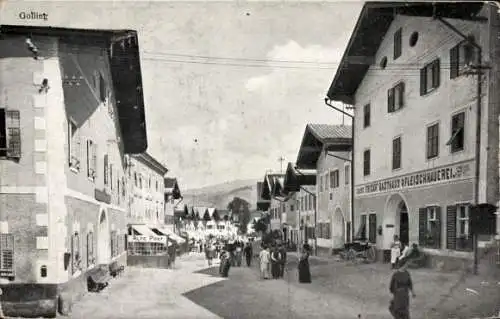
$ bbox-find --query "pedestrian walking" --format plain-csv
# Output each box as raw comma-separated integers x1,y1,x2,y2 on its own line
244,242,253,267
235,241,243,267
278,243,287,278
206,242,215,266
270,245,281,279
219,248,231,277
298,243,311,283
389,259,416,319
390,235,402,269
259,245,271,279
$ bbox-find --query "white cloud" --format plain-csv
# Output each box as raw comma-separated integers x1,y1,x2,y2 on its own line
245,40,343,93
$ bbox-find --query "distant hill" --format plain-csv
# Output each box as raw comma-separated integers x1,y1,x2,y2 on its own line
183,179,260,210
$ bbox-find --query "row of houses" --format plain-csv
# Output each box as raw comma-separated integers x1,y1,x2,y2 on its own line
256,2,500,270
0,25,184,316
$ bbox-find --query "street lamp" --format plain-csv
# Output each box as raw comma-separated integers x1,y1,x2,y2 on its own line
324,98,355,243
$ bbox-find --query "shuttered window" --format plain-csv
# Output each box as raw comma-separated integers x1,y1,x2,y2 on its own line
449,112,465,153
392,136,402,170
363,149,371,176
87,231,95,267
368,213,377,244
393,28,402,60
363,104,370,128
68,119,81,170
0,109,21,159
446,204,473,251
86,140,97,181
71,232,81,274
388,82,405,113
450,41,477,79
426,123,439,159
418,206,441,249
420,59,440,95
103,155,109,185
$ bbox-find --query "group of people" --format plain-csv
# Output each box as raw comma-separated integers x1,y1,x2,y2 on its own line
390,235,421,269
258,242,312,284
258,243,286,279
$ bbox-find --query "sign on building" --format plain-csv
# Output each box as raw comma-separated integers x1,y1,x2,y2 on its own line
127,235,167,244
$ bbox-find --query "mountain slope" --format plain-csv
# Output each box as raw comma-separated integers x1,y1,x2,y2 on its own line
183,179,259,210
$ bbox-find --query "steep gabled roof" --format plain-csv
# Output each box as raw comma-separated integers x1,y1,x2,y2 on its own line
296,124,352,169
326,1,485,104
0,25,150,154
164,177,182,199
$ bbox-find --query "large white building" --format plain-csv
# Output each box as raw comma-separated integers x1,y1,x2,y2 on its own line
326,2,499,269
295,124,352,255
0,25,148,317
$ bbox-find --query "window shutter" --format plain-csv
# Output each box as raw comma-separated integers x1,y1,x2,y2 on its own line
5,110,21,158
435,206,442,249
387,88,395,112
92,143,97,178
450,45,459,79
104,155,108,185
420,68,427,96
446,205,457,249
86,140,91,177
433,59,441,88
398,82,405,108
418,208,427,246
368,214,377,243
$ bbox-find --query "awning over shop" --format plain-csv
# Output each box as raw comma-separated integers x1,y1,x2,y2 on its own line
156,227,186,244
131,224,158,237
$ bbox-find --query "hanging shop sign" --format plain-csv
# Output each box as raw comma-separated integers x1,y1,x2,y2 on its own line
127,235,167,244
356,161,472,196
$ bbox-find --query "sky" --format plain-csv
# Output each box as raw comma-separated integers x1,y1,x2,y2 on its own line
1,0,361,190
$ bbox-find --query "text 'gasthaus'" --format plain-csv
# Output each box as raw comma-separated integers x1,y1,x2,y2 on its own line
19,11,48,21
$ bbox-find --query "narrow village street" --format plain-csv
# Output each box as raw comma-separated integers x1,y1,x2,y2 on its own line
66,251,500,319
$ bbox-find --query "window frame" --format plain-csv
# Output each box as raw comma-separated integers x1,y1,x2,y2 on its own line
393,27,402,60
0,233,15,278
388,82,405,113
420,58,441,95
426,122,440,160
449,111,465,153
0,109,21,159
363,149,371,176
363,104,370,128
450,40,478,79
392,136,402,170
344,164,350,185
68,118,80,171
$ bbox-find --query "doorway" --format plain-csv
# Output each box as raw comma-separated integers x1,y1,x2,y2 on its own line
398,201,409,246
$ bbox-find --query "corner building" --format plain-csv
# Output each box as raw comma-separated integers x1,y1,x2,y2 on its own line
0,25,147,317
326,3,499,269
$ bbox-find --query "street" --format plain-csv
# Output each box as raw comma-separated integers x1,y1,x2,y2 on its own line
67,252,500,319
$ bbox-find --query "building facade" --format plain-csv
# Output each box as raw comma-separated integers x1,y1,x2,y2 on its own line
326,2,500,269
295,124,352,255
164,177,182,232
127,153,168,227
0,25,147,316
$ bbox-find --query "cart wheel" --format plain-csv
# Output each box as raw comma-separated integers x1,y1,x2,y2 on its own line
366,246,376,263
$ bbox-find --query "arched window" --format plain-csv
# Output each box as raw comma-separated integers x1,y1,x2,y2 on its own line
87,231,94,266
71,231,81,274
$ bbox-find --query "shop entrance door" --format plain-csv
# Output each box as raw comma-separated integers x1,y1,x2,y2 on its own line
398,201,409,246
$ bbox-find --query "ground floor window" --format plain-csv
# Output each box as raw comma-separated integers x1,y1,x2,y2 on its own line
87,231,95,267
418,206,441,249
110,231,118,257
317,222,331,239
127,242,168,256
0,234,14,278
71,232,81,274
446,203,472,251
355,214,376,243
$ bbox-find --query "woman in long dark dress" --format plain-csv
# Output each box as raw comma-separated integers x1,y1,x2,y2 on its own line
389,259,416,319
298,244,311,283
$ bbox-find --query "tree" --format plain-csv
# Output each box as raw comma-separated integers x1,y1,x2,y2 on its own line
183,205,190,220
227,197,251,234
